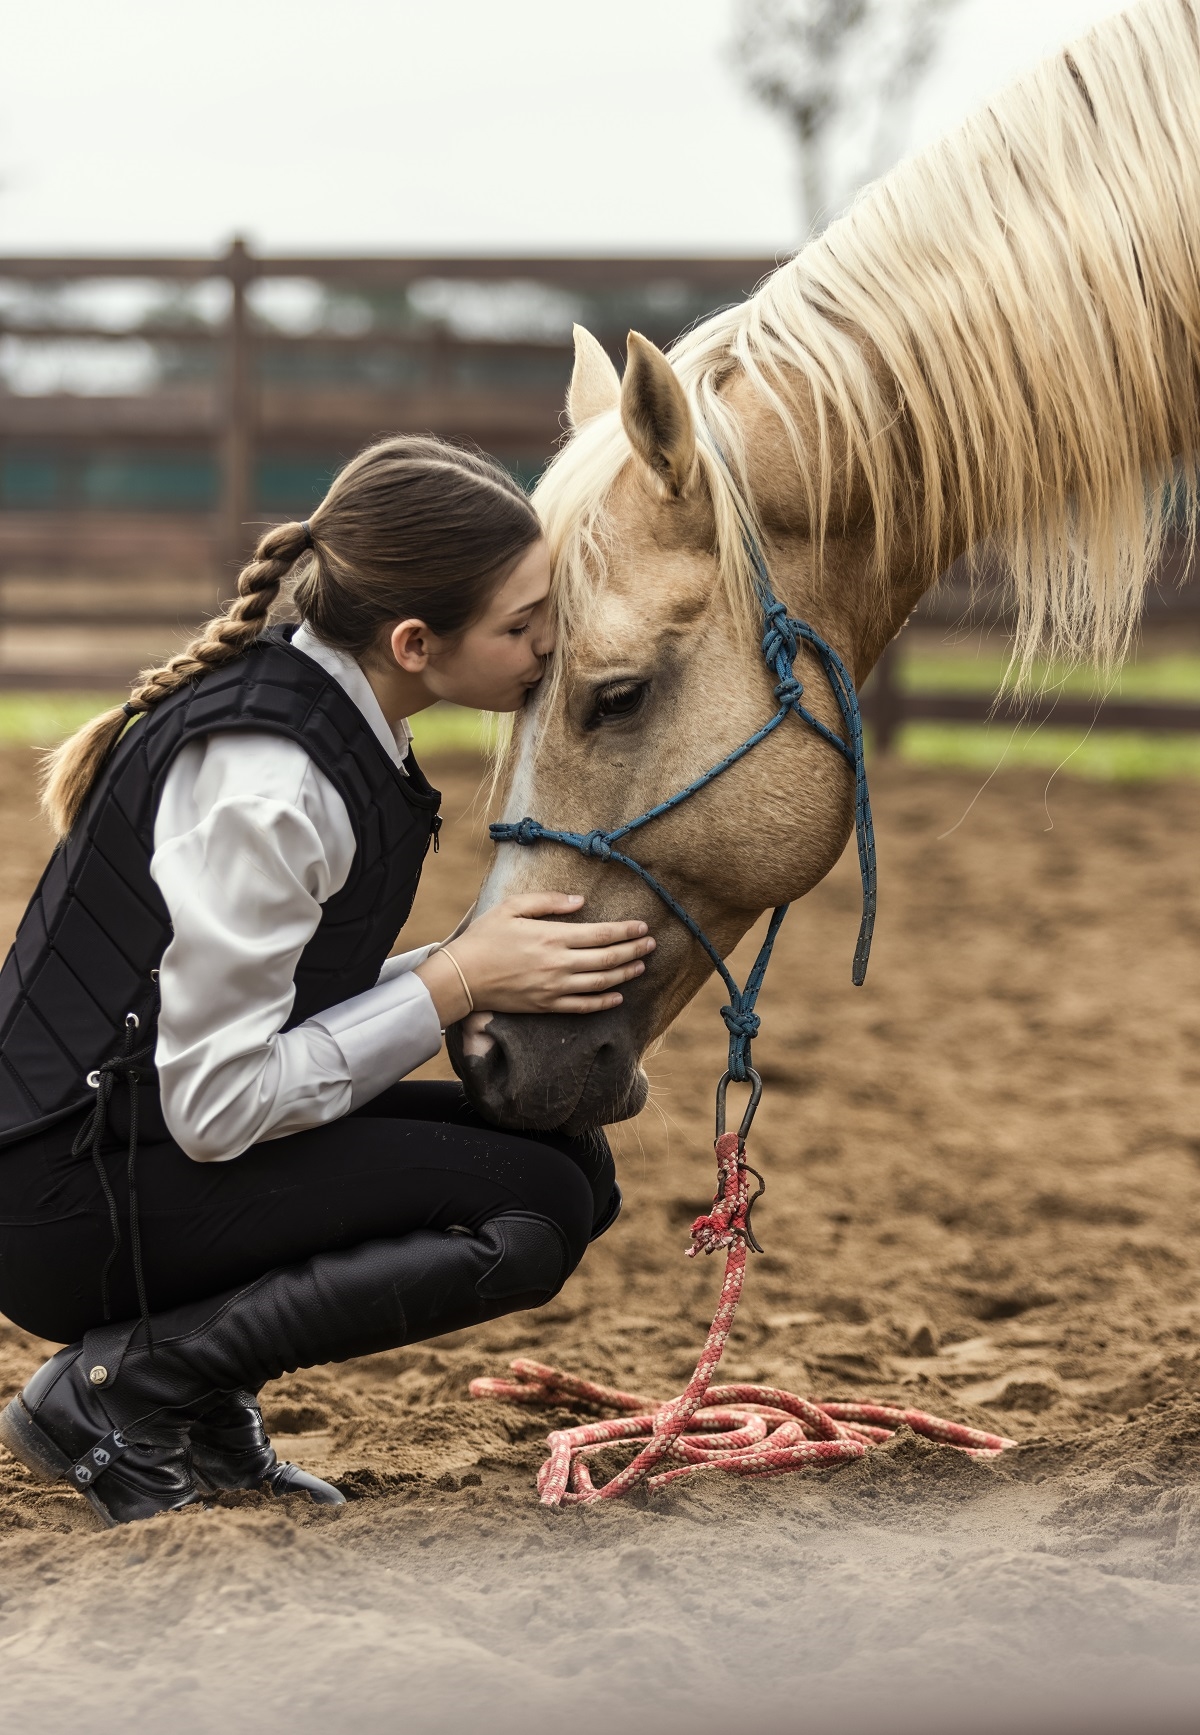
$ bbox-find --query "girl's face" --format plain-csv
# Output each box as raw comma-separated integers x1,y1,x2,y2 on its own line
408,538,555,713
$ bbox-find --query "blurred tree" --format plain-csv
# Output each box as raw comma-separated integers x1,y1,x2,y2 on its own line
735,0,963,237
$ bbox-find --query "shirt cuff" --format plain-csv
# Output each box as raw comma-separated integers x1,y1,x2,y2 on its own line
377,942,439,983
307,969,443,1109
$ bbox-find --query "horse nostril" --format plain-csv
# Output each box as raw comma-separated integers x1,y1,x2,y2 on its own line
460,1010,496,1060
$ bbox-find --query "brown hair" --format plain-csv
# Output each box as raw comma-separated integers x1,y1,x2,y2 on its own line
40,434,541,838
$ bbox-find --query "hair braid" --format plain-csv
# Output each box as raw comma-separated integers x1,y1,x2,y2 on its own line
39,519,312,839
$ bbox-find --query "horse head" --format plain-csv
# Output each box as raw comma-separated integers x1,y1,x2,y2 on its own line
447,326,909,1132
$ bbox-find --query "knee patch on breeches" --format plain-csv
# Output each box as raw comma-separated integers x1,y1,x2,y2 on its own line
475,1211,573,1307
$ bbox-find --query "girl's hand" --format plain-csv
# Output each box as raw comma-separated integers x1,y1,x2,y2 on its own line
415,893,655,1024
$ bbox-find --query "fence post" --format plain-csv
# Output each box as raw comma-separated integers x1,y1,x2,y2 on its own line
870,639,903,754
220,236,256,574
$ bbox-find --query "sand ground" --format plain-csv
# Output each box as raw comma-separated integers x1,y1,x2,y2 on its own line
0,746,1198,1733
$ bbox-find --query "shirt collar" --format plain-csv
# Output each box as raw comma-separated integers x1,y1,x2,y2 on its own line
290,621,413,770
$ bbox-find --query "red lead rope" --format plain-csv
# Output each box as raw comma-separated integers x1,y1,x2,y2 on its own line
471,1131,1017,1507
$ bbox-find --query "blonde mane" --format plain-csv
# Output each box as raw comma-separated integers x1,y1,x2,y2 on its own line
536,0,1200,678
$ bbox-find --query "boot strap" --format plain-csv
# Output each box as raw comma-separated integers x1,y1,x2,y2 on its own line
70,1428,130,1489
80,1319,140,1392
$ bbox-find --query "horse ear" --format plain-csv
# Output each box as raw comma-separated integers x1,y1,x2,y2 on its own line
567,325,620,428
621,330,697,496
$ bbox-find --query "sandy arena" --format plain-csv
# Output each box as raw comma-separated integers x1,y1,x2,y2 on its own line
0,744,1198,1732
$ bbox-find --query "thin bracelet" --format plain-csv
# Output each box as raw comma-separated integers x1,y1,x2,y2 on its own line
439,946,474,1015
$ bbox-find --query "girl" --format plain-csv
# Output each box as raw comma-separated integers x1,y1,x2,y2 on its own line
0,435,654,1526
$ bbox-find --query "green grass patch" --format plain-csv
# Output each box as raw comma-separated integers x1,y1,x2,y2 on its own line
888,643,1200,780
894,721,1200,781
900,644,1200,701
0,693,125,747
407,705,508,757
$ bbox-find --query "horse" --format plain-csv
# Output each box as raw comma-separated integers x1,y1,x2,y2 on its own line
448,0,1200,1133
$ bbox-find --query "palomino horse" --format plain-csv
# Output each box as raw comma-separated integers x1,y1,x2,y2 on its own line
449,0,1200,1132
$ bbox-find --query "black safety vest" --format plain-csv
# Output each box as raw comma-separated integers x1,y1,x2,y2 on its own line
0,625,441,1148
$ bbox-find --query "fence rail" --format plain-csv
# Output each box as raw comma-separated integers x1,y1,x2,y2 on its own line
1,243,1199,732
862,653,1200,748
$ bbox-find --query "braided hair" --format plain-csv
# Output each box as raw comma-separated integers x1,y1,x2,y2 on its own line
40,434,540,838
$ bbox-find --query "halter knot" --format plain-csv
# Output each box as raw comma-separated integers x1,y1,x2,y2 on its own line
721,1003,760,1081
761,599,799,669
773,675,804,707
720,1005,760,1040
513,818,542,846
579,831,613,860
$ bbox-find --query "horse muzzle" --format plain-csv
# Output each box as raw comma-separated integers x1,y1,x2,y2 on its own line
446,1008,649,1134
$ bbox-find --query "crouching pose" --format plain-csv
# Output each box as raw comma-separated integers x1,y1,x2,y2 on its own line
0,436,653,1525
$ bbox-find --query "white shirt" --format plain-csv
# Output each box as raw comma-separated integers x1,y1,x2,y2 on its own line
149,622,444,1163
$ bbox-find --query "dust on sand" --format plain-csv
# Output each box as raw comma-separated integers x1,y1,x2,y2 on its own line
1,748,1199,1734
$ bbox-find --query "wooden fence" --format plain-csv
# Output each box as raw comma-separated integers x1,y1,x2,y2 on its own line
1,242,1199,735
0,242,776,689
865,539,1200,747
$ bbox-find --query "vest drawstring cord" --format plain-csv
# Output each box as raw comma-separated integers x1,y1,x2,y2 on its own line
125,1061,151,1348
73,1077,123,1324
73,1014,156,1347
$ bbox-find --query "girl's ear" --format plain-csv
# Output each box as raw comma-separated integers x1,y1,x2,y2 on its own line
390,619,431,672
620,330,697,497
567,325,620,428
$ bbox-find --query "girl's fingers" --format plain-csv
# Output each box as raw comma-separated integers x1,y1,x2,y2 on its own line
565,963,646,992
562,920,650,947
547,992,625,1014
560,938,654,970
494,900,651,942
502,892,586,917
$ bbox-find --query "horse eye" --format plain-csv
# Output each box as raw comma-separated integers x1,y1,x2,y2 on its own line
591,681,648,725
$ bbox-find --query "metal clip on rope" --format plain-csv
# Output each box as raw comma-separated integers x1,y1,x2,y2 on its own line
715,1066,763,1144
715,1067,766,1254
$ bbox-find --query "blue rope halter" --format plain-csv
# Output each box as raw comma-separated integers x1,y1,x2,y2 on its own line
490,510,877,1091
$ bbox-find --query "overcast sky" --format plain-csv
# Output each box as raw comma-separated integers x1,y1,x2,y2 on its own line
0,0,1129,255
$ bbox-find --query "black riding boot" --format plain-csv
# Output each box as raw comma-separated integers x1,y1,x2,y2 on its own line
0,1211,571,1526
189,1391,345,1505
0,1342,200,1527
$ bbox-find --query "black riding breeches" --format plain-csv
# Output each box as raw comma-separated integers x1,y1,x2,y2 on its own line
0,1081,617,1345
